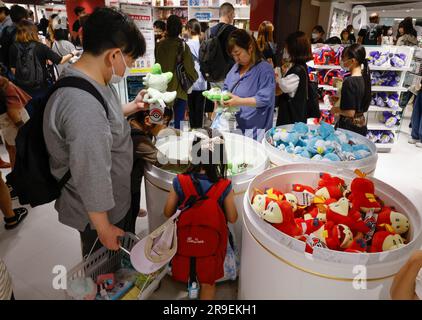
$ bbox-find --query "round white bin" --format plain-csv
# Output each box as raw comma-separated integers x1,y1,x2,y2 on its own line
239,164,422,300
145,132,269,247
264,125,378,175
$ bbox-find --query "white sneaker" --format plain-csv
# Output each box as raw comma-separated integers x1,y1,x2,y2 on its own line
416,142,422,148
409,137,419,144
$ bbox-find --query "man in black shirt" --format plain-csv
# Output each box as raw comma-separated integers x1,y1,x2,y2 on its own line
71,6,86,46
358,13,383,45
209,2,237,86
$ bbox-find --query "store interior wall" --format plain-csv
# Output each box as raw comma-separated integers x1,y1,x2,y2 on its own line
249,0,275,31
65,0,105,32
299,0,319,36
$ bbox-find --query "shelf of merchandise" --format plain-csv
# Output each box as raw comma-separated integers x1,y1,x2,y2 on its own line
310,44,414,154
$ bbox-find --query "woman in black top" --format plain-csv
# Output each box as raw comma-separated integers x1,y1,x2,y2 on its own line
257,21,276,66
276,31,313,126
330,44,371,136
9,20,75,98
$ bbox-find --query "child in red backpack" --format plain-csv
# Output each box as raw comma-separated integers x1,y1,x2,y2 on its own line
164,129,238,300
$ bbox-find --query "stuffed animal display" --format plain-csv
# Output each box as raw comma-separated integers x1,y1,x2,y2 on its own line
267,122,373,162
313,45,344,66
367,131,395,144
368,51,407,68
371,93,401,112
251,170,411,254
378,111,401,128
142,63,177,124
371,71,400,87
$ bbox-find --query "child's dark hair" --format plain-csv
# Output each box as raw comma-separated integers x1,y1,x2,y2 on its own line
153,20,166,31
53,28,69,41
342,44,371,112
128,107,174,126
83,7,146,60
185,129,227,183
187,19,201,37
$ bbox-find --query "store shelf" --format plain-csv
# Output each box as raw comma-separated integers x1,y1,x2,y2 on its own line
371,86,408,92
318,85,338,91
367,122,399,131
369,65,412,72
154,6,189,8
319,101,331,111
368,105,402,112
375,143,394,153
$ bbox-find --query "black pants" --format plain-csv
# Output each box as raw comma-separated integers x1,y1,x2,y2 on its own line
335,117,368,137
188,91,205,129
128,191,141,235
79,209,132,258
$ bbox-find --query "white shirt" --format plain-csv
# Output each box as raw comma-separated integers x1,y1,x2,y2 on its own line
277,73,300,98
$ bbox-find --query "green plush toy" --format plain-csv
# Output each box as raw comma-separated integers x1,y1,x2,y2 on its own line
202,87,239,113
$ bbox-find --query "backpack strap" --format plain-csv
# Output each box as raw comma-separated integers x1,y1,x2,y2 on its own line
48,76,110,188
215,23,230,38
177,174,200,200
205,178,231,202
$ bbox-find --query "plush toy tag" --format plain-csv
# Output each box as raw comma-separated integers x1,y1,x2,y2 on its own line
292,191,314,207
364,210,378,242
365,193,377,203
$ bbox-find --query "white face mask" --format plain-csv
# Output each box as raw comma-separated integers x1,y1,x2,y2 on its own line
340,60,349,71
312,33,319,40
110,50,130,84
387,30,393,36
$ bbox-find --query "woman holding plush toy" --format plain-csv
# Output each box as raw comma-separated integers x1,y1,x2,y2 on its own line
330,44,371,136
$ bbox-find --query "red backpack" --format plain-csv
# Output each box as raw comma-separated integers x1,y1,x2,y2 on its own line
171,174,230,285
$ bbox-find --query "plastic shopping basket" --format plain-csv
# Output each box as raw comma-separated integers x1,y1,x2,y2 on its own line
65,232,167,300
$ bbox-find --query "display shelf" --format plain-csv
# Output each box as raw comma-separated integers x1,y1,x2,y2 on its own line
369,65,412,72
318,85,338,91
375,143,394,152
319,102,331,111
371,86,408,92
367,122,399,131
368,105,402,112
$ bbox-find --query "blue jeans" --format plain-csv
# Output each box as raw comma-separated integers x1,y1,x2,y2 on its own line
173,98,187,130
411,92,422,140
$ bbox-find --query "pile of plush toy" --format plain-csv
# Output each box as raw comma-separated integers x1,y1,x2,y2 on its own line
251,171,410,254
371,93,401,111
368,51,407,68
267,122,373,161
316,69,346,86
371,71,400,87
367,130,395,144
378,111,401,128
313,45,344,66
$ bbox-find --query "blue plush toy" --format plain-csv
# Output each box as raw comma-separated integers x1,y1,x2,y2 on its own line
323,153,341,161
318,121,335,139
293,122,309,135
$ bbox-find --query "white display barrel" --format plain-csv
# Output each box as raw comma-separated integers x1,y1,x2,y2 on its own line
239,164,422,300
264,125,378,176
145,132,269,247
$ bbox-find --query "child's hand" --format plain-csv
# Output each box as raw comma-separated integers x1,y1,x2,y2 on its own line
133,90,150,112
330,106,340,115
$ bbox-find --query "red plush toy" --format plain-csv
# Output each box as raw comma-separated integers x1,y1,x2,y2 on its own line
266,200,302,238
376,207,410,235
265,188,284,202
349,170,382,213
295,217,324,235
292,184,315,206
326,197,370,234
303,206,327,223
312,221,354,251
344,238,368,253
370,231,406,253
315,173,346,201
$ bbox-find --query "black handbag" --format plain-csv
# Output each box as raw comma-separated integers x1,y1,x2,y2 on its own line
176,40,196,93
302,65,321,119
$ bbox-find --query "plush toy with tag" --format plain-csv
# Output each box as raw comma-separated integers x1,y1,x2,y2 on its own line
376,207,410,235
202,87,240,113
311,221,354,251
326,197,370,233
295,217,324,235
315,173,346,201
143,64,177,104
370,231,406,252
349,170,382,213
344,238,368,253
263,200,302,237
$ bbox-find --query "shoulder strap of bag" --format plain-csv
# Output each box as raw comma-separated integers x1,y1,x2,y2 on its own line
177,174,200,200
49,76,110,188
205,179,231,202
216,23,230,38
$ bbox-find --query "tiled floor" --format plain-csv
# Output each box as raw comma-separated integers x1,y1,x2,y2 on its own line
1,107,422,300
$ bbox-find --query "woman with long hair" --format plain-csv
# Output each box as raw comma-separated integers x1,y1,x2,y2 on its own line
257,21,276,66
330,44,371,136
9,20,76,98
186,18,207,129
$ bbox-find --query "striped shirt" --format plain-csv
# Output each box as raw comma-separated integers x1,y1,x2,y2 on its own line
0,259,13,300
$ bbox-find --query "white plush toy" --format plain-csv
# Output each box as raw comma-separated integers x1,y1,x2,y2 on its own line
142,63,177,105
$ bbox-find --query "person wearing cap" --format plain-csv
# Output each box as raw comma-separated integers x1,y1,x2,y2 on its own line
0,3,12,36
391,250,422,300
